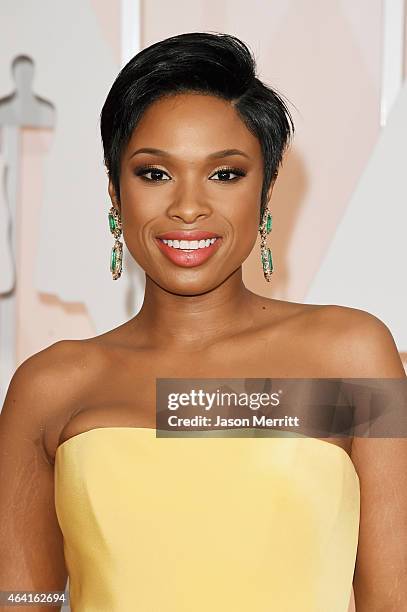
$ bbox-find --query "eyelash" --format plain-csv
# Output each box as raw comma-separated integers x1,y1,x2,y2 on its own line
133,165,247,182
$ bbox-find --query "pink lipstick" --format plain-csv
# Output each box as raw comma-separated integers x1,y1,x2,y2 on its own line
155,230,223,268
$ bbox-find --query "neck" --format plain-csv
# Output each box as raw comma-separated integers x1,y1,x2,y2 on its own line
132,268,258,350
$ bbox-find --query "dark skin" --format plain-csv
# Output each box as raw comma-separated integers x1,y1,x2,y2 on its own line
0,92,406,611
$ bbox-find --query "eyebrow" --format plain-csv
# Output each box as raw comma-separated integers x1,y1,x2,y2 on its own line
128,147,251,160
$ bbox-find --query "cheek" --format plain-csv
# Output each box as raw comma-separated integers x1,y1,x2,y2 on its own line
221,177,262,229
119,176,164,230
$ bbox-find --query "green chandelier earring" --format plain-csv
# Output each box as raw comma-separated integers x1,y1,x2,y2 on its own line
108,205,123,280
259,206,273,282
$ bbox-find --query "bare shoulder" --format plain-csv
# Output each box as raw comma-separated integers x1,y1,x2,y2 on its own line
4,338,106,404
4,340,75,404
300,303,405,377
0,339,111,460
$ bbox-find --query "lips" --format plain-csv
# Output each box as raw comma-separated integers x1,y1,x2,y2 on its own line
155,231,223,268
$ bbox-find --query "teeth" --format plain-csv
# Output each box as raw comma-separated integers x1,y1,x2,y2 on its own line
161,237,218,250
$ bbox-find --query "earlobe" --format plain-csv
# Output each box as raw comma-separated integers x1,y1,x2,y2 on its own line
108,180,120,211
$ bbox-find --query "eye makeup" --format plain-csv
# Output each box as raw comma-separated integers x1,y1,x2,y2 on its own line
133,164,247,182
209,166,247,181
133,165,171,181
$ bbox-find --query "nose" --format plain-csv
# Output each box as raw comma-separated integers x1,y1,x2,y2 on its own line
166,177,212,223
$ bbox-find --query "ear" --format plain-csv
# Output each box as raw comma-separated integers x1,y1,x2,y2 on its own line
266,178,277,206
108,179,120,211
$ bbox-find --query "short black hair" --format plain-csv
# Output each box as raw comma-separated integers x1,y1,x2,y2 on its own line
100,32,295,223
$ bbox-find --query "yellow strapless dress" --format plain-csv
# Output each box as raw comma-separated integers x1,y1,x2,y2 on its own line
54,427,360,612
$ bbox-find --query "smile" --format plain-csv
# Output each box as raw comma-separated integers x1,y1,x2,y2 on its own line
161,238,218,250
155,236,222,268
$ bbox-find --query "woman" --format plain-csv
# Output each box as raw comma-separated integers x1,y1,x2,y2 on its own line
0,32,406,612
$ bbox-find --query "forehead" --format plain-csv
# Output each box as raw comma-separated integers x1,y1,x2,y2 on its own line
125,93,262,160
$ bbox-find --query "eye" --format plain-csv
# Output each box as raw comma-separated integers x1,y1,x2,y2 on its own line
134,165,171,181
209,167,246,181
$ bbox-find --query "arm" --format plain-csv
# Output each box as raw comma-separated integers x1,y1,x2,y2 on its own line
337,309,407,611
0,342,75,611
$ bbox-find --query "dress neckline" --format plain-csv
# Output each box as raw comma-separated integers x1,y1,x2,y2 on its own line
55,425,359,483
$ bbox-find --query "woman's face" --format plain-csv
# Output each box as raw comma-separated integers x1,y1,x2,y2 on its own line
110,92,268,294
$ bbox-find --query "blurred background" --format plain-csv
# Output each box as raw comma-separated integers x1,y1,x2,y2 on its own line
0,2,406,609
